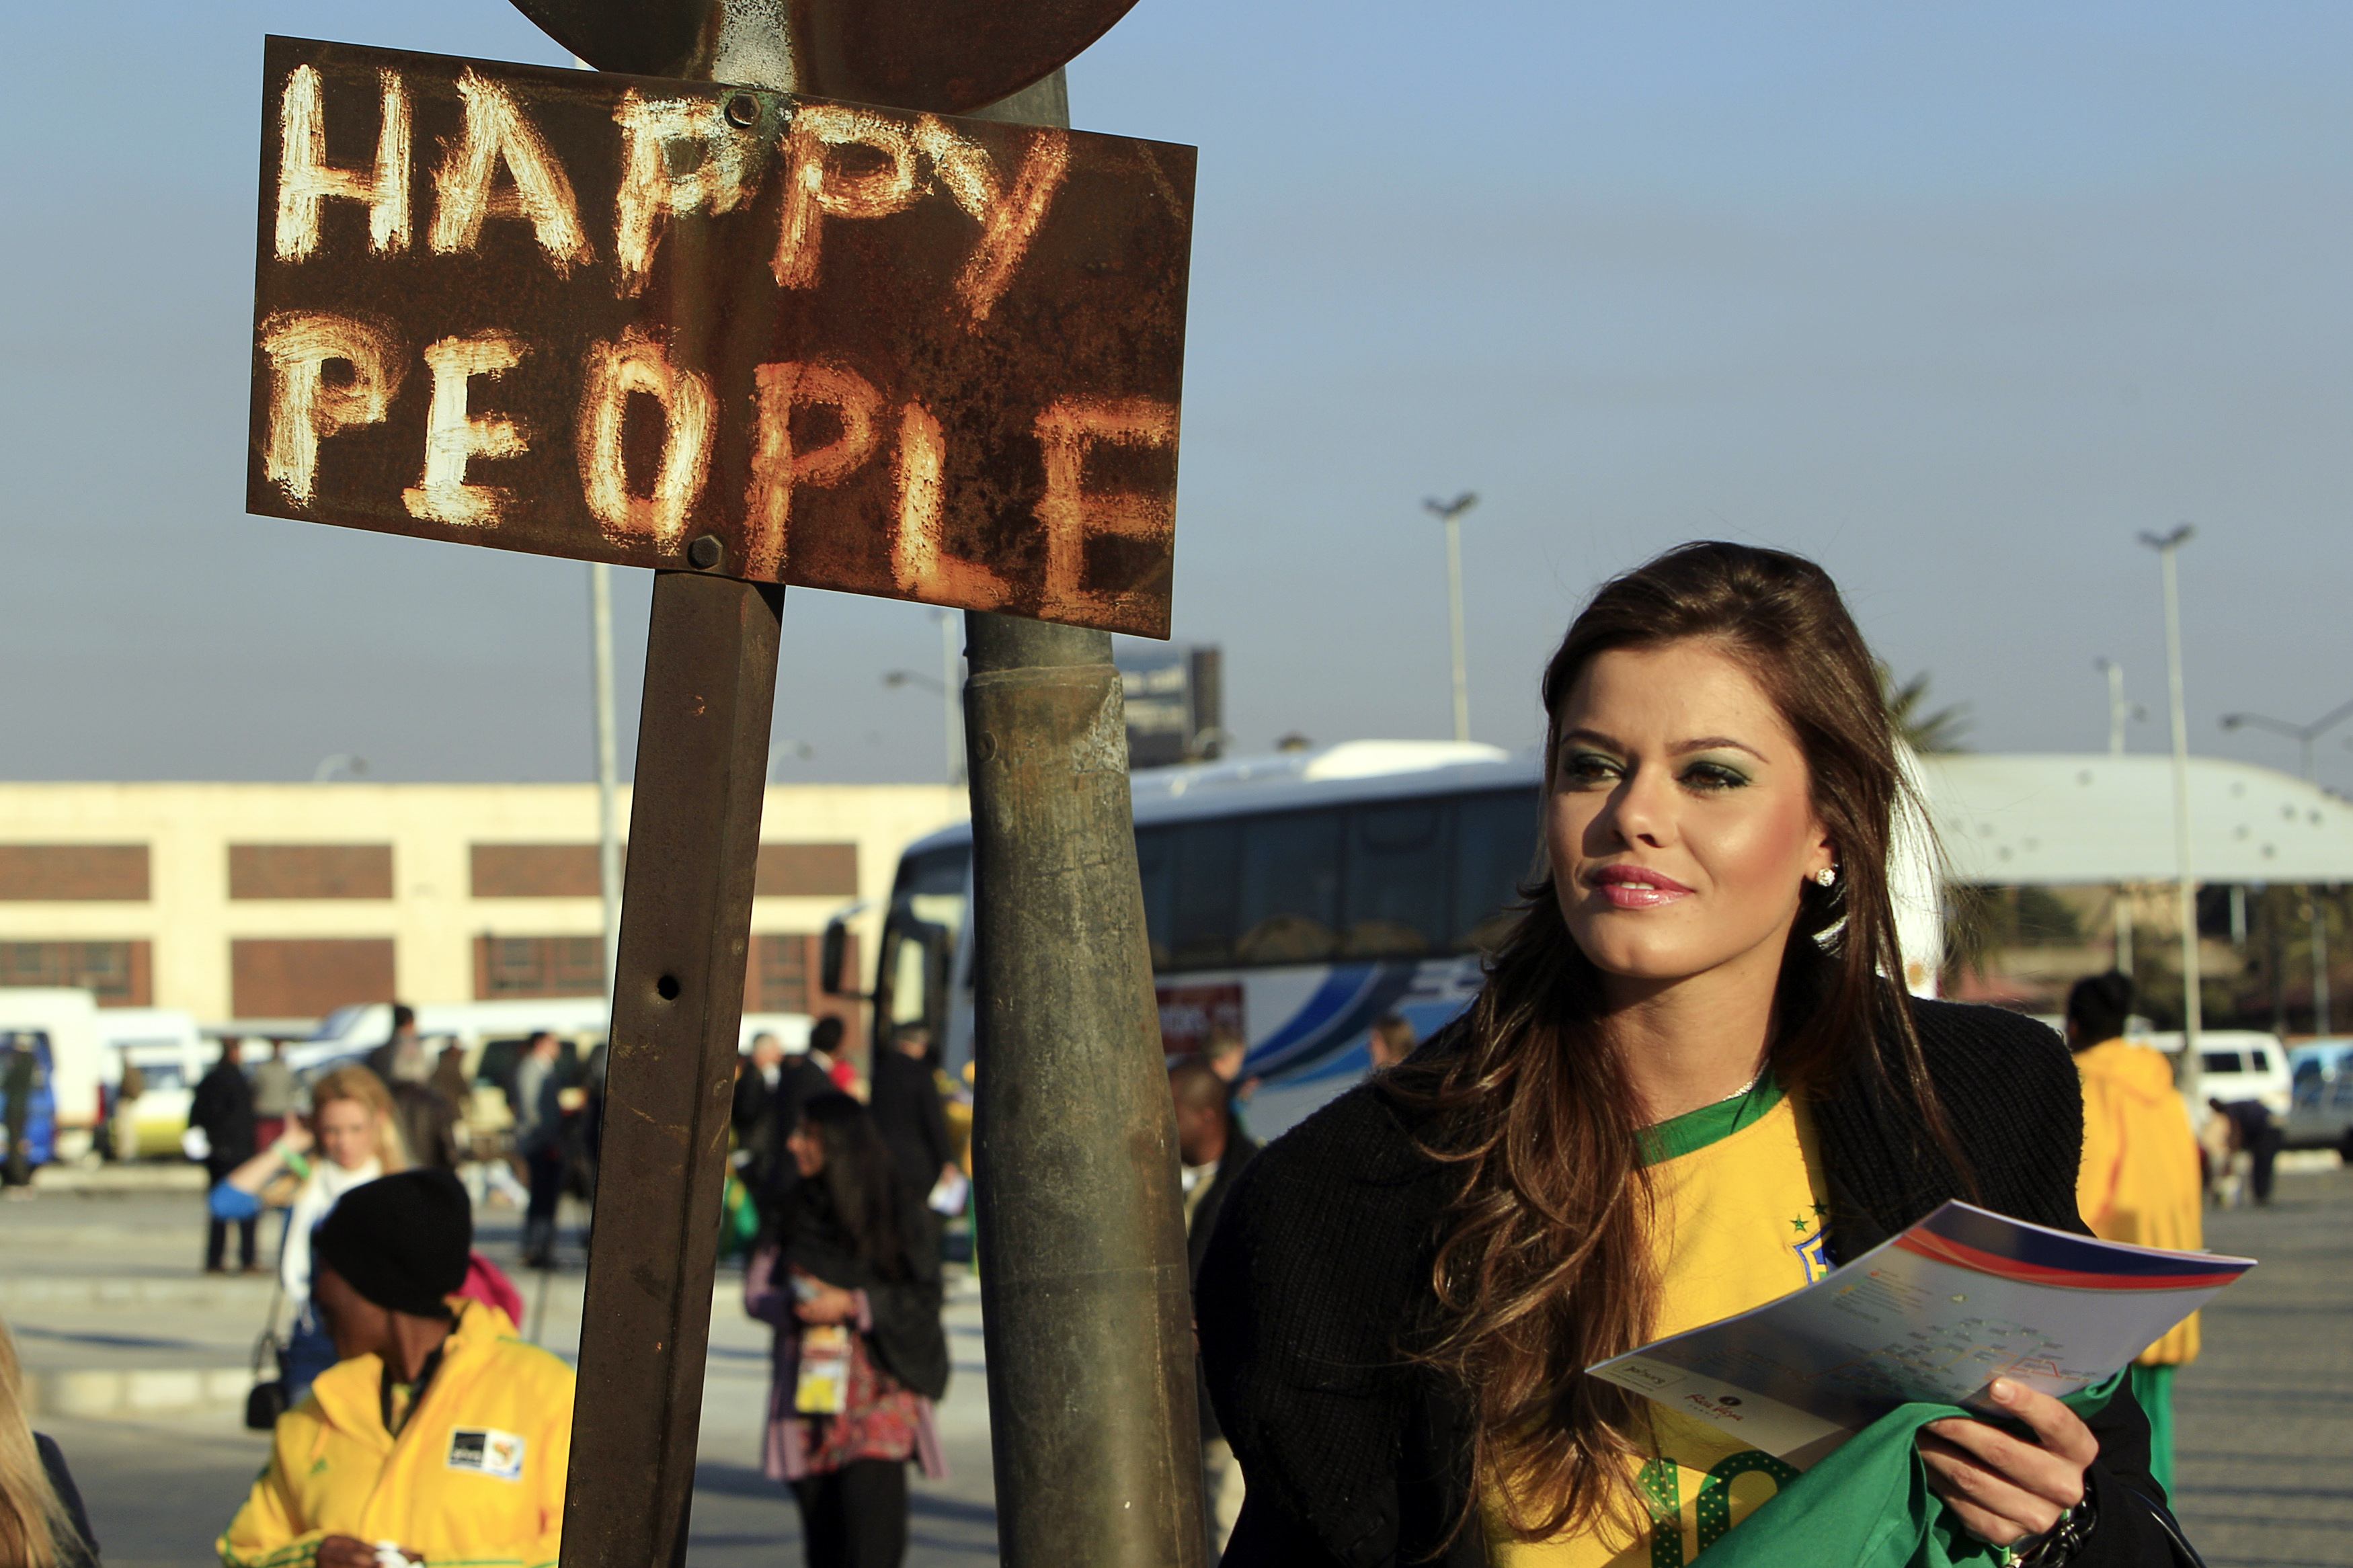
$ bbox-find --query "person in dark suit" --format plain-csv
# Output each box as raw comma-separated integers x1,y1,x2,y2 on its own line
733,1033,789,1145
1170,1057,1259,1561
867,1026,954,1215
190,1040,260,1272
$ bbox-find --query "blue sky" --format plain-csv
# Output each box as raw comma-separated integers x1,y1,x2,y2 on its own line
3,2,2350,786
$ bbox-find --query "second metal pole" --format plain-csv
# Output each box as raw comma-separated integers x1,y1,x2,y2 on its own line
962,606,1205,1568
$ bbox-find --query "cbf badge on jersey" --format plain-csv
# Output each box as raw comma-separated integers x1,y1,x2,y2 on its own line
448,1428,526,1481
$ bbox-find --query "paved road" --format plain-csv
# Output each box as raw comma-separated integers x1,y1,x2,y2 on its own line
11,1165,2350,1567
2171,1162,2353,1568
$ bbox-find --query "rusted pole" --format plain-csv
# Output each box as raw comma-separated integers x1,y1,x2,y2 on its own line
960,65,1203,1540
561,570,782,1568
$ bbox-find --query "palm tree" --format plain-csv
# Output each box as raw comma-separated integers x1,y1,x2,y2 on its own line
1882,666,1970,754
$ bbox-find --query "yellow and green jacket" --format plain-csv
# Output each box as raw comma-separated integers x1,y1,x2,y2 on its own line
219,1303,574,1568
2075,1037,2204,1365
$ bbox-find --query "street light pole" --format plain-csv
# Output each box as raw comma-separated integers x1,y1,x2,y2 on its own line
938,609,965,786
2140,526,2200,1094
2096,659,2136,974
2216,697,2353,1034
1424,493,1478,744
588,563,623,1004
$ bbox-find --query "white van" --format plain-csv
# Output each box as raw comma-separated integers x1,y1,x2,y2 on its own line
97,1009,208,1159
2132,1030,2294,1127
0,989,106,1162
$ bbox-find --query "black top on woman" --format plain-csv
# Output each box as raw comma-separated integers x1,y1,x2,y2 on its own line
1198,543,2192,1568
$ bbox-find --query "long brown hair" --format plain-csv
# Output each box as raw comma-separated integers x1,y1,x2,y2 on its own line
1396,542,1961,1542
0,1315,73,1567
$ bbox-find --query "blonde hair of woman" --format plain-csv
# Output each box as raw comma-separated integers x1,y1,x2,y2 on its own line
223,1064,411,1302
0,1315,77,1568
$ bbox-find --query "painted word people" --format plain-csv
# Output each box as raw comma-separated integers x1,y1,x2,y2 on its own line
258,314,1175,625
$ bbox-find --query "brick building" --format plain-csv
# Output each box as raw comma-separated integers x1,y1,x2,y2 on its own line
0,782,965,1028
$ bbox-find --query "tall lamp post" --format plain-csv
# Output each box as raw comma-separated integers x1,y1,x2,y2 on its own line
588,564,623,1007
884,666,961,786
2139,526,2200,1094
1424,493,1478,744
2093,659,2146,973
2219,699,2353,1034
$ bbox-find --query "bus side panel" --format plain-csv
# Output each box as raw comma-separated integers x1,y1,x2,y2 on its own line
1165,956,1486,1143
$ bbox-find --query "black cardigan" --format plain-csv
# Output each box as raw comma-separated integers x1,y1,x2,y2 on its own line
1196,998,2181,1568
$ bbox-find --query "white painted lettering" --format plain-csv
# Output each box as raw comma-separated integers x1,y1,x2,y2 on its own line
430,71,592,272
576,329,716,549
1033,397,1179,624
891,402,1010,607
259,312,405,505
913,119,1070,326
401,333,530,528
275,65,411,261
611,93,759,296
744,361,885,578
772,106,921,291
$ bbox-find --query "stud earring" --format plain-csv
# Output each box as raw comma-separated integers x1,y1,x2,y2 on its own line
1813,866,1838,888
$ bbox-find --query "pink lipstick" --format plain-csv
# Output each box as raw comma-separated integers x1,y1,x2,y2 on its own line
1590,864,1694,909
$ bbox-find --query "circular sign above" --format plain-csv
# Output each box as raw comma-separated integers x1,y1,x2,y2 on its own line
508,0,1143,111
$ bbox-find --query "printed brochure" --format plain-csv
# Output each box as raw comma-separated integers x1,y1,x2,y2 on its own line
1587,1200,2254,1464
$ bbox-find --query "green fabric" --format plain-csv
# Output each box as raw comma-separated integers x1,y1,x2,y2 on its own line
720,1173,760,1260
1640,1078,1784,1167
1689,1375,2120,1568
2129,1363,2175,1494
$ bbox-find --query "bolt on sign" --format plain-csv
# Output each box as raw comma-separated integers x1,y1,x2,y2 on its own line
247,36,1194,636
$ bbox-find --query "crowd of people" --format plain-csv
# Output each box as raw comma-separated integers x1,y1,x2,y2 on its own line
171,1010,959,1568
3,543,2282,1568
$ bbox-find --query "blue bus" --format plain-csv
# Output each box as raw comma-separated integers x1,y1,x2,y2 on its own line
836,741,1544,1139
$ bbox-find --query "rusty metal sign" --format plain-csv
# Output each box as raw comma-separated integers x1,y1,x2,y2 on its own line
247,36,1193,637
505,0,1146,114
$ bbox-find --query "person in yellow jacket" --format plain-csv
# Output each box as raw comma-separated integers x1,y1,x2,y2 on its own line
2065,970,2202,1493
219,1169,575,1568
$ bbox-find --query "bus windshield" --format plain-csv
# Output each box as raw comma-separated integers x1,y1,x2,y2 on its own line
1134,786,1540,972
877,845,972,1042
883,784,1542,990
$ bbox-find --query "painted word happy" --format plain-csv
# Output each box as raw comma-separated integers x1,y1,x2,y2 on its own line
247,38,1195,636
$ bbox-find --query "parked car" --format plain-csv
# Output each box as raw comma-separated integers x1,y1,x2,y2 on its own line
2286,1040,2353,1158
99,1009,208,1159
2132,1030,2294,1129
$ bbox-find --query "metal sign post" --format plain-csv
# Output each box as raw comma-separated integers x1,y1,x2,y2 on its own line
243,9,1198,1563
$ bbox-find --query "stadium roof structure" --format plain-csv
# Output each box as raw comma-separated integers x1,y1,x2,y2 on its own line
1921,753,2353,886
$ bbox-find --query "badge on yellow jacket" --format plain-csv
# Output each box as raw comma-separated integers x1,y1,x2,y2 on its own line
218,1303,575,1568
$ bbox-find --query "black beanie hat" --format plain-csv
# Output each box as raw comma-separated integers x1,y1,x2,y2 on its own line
315,1168,473,1319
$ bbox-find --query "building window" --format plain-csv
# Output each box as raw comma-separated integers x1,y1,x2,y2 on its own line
476,936,606,999
230,939,396,1022
471,845,610,899
0,845,150,901
754,844,859,897
750,934,814,1014
229,844,393,899
0,941,152,1006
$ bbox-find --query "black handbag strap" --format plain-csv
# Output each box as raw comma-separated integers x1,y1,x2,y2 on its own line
251,1273,288,1376
2128,1487,2208,1568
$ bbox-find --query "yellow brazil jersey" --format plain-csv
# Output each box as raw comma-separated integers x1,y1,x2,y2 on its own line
219,1301,575,1568
1488,1079,1828,1568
